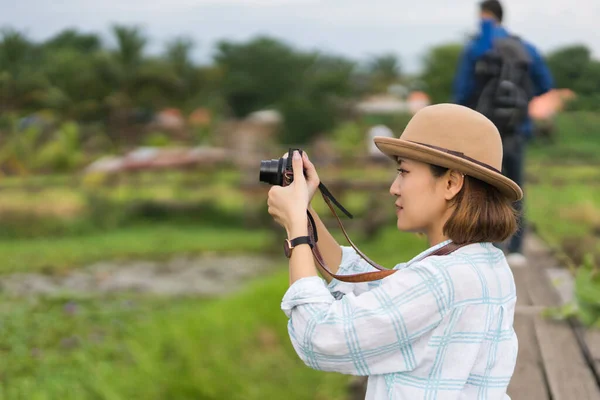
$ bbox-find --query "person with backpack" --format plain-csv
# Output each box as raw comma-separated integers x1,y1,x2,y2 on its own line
453,0,553,266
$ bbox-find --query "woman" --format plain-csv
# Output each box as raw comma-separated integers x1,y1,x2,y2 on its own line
267,103,521,399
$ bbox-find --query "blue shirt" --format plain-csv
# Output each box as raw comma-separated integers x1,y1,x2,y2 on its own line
452,19,554,137
281,240,518,399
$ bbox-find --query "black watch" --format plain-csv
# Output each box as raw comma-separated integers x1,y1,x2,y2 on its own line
283,236,313,258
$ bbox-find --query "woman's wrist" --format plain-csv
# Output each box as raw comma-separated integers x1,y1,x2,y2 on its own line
287,214,309,239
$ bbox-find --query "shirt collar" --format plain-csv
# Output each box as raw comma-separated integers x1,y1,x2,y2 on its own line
405,239,453,267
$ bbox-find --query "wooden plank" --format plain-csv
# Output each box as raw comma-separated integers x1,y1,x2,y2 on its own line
585,329,600,379
534,315,600,400
524,260,561,307
507,313,551,400
522,234,600,398
511,266,532,306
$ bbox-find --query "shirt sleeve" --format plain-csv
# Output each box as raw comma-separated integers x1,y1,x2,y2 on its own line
281,259,452,376
525,42,554,96
325,246,383,298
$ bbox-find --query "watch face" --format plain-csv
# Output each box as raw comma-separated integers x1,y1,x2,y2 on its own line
283,239,292,258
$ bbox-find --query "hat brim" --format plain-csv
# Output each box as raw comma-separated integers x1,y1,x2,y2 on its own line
373,136,523,202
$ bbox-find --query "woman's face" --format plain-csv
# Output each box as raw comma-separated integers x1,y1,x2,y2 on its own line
389,158,450,234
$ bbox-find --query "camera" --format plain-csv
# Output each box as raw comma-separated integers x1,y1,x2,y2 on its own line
259,148,304,187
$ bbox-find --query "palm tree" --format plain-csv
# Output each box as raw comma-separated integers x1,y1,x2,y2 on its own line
165,36,194,76
368,53,402,92
164,36,199,102
112,25,146,72
44,29,101,53
0,28,48,112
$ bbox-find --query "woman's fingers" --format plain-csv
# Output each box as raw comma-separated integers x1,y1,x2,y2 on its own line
302,152,319,185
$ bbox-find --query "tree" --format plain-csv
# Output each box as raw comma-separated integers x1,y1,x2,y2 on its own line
546,45,591,90
214,36,311,118
164,36,203,106
0,28,48,112
420,43,463,104
165,36,194,75
368,53,402,91
214,36,355,143
575,61,600,95
280,52,355,143
44,29,101,53
112,25,147,73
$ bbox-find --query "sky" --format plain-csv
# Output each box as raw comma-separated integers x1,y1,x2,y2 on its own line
2,0,599,73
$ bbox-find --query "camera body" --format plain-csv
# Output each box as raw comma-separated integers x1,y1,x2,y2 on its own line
259,148,304,187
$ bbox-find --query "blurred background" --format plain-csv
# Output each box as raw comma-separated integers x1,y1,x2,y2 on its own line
0,1,599,399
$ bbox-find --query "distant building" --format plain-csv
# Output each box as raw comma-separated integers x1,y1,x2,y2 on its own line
355,91,431,115
355,94,408,114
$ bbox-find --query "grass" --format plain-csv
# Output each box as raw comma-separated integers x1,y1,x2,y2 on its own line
0,226,425,400
524,112,600,265
528,111,600,164
526,181,600,264
0,224,273,275
0,274,350,400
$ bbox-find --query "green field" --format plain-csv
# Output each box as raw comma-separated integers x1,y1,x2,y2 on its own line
0,111,598,399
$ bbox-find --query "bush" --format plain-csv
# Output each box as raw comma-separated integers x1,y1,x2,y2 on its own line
331,121,364,159
143,131,171,147
543,254,600,327
35,121,85,172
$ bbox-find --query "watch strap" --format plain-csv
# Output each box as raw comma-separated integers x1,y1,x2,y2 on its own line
289,236,313,248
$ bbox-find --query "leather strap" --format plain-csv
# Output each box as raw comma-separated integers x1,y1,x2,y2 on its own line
306,184,468,283
289,236,313,248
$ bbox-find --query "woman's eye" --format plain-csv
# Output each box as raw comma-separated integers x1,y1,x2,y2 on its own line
397,168,409,175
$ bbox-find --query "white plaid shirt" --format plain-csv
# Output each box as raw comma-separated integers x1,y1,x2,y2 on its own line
281,240,518,399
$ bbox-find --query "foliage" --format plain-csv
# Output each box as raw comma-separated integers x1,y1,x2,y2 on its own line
215,36,357,144
143,131,171,147
0,123,44,175
0,272,350,400
0,25,216,131
331,121,364,158
528,111,600,162
546,44,600,110
543,255,600,327
35,121,85,171
546,45,592,90
420,43,463,104
367,53,402,92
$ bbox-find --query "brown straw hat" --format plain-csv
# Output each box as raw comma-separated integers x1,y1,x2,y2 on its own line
373,103,523,201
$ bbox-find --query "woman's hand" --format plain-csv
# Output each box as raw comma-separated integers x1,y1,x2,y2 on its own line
267,150,312,236
277,151,321,203
301,151,321,204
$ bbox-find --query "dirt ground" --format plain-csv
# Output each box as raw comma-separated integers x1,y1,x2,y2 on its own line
0,254,280,298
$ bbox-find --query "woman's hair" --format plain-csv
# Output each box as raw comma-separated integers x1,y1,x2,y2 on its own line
430,164,518,244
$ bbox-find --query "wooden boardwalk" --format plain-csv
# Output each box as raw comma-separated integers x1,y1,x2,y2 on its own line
507,235,600,400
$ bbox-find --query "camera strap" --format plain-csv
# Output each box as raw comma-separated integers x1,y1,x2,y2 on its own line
306,183,466,283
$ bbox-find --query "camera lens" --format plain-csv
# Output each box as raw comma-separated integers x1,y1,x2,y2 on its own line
259,158,284,185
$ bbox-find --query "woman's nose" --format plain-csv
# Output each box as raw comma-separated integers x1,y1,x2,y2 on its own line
389,177,400,197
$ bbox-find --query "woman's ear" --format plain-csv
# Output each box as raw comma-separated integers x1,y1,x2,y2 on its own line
444,170,465,201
